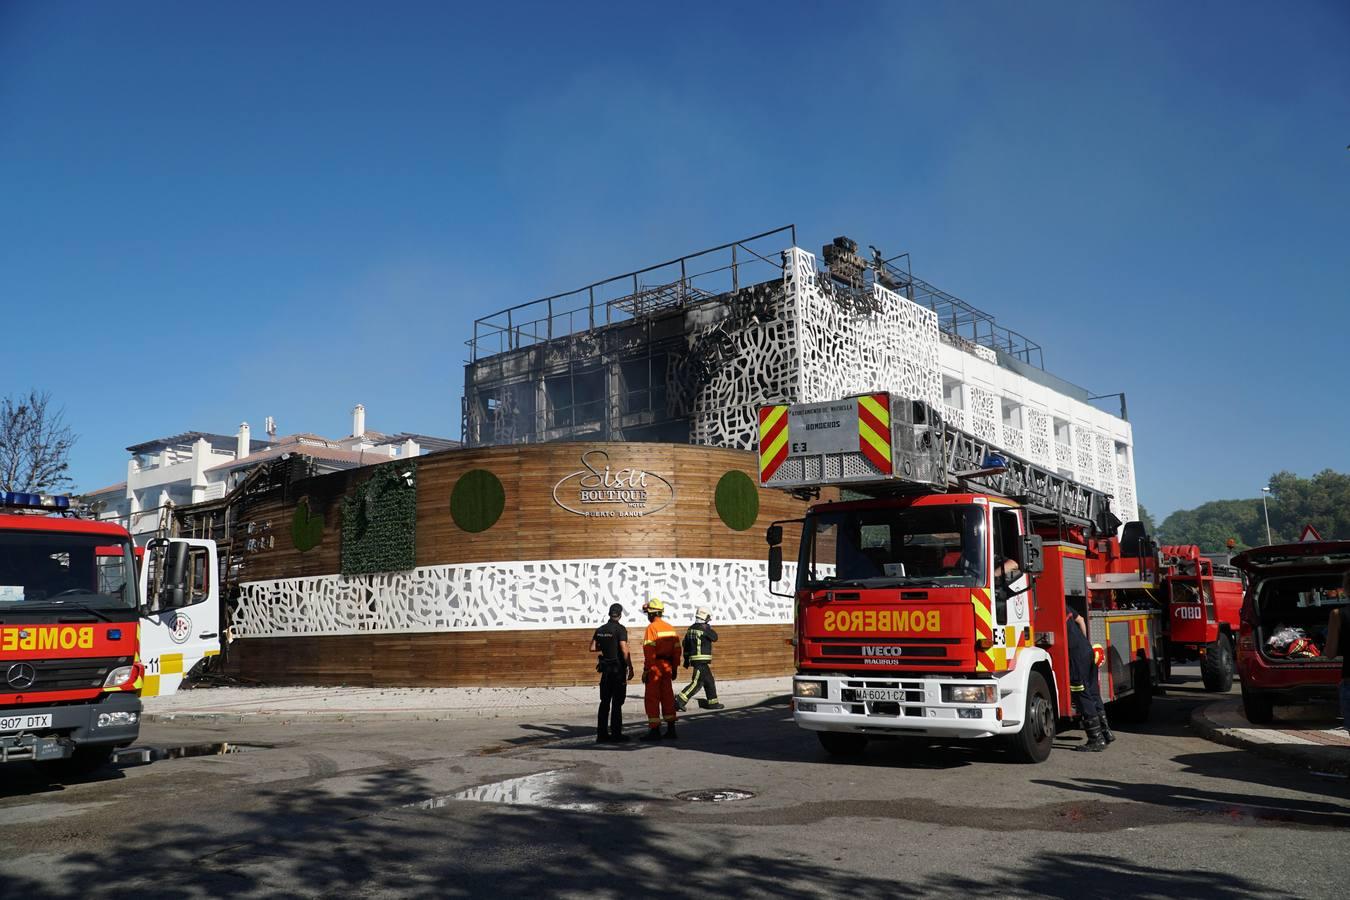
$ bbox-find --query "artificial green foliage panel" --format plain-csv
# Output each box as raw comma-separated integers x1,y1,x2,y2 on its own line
291,497,324,552
715,470,760,531
341,463,417,575
450,469,505,533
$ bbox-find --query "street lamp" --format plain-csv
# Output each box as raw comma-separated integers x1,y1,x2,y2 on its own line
1261,486,1272,545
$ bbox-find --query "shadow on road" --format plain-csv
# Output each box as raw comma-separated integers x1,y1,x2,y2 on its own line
0,761,1302,899
1030,772,1350,830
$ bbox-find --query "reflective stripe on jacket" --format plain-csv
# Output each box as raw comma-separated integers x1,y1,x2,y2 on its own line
643,618,681,673
683,623,718,662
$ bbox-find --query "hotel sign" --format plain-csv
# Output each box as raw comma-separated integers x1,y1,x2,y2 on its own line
553,449,675,518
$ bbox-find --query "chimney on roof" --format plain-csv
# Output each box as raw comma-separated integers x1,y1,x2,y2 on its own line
237,422,250,458
352,404,366,439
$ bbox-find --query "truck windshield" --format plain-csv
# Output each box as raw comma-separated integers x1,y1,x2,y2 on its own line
799,504,987,590
0,531,137,610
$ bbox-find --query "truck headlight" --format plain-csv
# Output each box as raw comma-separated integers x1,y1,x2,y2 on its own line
942,684,996,704
103,664,140,690
97,711,139,728
794,680,826,699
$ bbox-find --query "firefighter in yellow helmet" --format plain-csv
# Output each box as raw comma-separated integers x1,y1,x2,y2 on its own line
640,598,682,741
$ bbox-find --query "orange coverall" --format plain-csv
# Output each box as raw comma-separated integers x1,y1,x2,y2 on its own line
643,616,682,727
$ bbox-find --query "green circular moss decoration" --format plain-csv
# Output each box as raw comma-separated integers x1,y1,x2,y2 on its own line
451,469,505,533
715,470,759,531
292,497,324,552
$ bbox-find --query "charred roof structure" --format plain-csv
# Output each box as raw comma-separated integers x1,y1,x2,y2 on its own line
461,227,1135,526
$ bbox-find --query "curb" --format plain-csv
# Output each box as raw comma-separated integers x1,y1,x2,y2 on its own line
1190,699,1350,776
142,689,790,726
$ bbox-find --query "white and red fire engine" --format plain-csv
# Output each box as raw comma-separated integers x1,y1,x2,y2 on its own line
758,392,1164,762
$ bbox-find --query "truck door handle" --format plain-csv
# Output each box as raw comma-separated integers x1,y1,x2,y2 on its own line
198,632,218,640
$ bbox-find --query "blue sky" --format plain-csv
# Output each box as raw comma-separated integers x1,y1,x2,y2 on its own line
2,1,1347,519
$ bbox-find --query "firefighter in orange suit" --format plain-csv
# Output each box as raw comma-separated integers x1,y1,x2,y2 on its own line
640,598,682,741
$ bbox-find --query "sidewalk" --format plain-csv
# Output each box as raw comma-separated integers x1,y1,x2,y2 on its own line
1192,698,1350,775
142,676,792,724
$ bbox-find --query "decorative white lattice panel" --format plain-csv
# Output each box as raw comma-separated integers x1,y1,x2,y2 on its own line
787,248,941,407
1095,431,1116,490
944,404,966,432
1026,409,1051,467
1001,425,1025,454
1073,425,1096,487
232,558,800,638
690,296,801,449
969,386,998,443
1054,441,1073,468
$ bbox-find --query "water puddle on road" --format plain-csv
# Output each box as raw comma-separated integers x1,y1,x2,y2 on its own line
405,769,644,814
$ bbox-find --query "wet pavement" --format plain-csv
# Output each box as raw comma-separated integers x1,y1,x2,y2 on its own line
0,667,1347,898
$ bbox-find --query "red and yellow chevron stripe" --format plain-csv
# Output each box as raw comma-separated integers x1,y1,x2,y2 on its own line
758,405,789,483
1129,617,1150,656
972,587,1006,672
858,393,892,475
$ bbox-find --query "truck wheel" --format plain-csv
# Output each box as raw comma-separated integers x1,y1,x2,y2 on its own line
1241,687,1275,724
1005,672,1055,763
38,746,115,778
817,732,868,757
1200,635,1235,693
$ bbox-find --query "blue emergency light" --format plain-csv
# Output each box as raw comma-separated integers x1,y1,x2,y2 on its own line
0,491,71,511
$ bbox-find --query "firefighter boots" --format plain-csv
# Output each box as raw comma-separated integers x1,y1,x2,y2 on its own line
1100,715,1116,744
640,726,663,742
664,722,678,740
675,696,687,712
1074,715,1108,752
698,699,724,710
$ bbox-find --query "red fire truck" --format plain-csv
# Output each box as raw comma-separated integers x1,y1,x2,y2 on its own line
758,393,1164,762
0,491,205,773
1156,544,1245,692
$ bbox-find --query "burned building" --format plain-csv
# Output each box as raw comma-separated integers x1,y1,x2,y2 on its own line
462,227,1137,523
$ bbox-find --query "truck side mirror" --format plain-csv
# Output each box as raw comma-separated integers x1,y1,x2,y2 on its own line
768,545,784,583
164,541,189,609
144,538,189,613
1020,535,1044,574
766,525,783,547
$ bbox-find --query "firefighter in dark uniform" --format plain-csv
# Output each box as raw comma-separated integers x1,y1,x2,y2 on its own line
590,603,634,743
677,606,723,711
1067,607,1113,751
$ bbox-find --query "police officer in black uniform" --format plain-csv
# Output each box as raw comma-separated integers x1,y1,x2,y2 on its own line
590,603,634,743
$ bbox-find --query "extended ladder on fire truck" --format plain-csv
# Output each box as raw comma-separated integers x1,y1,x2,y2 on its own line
758,391,1119,537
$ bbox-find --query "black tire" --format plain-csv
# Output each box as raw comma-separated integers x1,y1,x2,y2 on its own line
1111,662,1153,723
817,732,868,757
1242,687,1275,724
1005,671,1055,763
1200,634,1235,693
38,746,116,778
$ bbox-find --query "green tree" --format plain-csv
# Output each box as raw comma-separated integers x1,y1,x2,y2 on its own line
1156,469,1349,551
1136,503,1157,535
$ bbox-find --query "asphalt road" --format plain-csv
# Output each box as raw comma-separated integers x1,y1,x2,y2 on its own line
1,669,1347,899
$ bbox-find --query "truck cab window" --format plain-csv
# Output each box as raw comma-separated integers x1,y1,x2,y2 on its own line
993,508,1023,623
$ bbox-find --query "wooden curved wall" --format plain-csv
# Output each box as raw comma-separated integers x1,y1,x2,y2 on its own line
222,442,824,688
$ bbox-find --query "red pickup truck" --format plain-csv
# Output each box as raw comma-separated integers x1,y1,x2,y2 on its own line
1233,540,1349,723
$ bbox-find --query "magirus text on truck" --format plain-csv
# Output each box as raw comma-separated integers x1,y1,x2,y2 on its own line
758,392,1164,762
